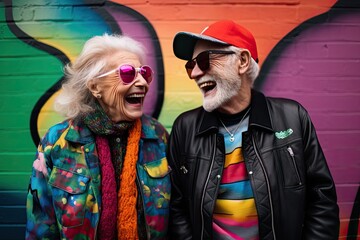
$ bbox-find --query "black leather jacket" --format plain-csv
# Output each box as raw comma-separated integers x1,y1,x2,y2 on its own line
167,90,339,240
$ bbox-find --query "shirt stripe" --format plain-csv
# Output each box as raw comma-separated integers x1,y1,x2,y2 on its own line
221,160,248,184
213,116,259,239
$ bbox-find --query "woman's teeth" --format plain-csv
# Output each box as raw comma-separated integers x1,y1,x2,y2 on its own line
126,93,145,104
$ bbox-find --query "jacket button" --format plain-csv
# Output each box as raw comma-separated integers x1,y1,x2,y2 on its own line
85,148,90,152
217,175,221,179
249,171,253,175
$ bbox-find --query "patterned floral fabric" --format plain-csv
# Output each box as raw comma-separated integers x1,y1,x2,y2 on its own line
25,114,171,240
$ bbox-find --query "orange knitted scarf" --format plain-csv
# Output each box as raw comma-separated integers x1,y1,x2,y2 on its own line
117,118,141,239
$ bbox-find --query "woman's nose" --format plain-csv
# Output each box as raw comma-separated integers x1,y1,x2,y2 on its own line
134,73,149,86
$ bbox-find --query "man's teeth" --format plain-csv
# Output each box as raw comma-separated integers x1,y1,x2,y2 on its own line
199,82,215,89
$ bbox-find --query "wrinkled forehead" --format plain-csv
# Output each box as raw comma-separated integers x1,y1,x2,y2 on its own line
105,51,142,69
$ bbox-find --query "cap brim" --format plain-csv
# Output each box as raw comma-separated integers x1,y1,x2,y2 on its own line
173,32,229,60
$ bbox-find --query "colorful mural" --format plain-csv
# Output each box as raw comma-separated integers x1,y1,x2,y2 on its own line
0,0,358,238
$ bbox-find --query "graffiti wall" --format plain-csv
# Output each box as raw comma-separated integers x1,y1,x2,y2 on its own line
0,0,358,239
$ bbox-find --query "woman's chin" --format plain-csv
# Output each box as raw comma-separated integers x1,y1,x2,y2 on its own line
123,109,143,122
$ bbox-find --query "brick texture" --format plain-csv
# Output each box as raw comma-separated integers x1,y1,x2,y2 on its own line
0,0,358,239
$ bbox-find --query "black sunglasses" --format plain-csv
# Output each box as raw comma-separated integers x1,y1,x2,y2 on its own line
185,50,235,79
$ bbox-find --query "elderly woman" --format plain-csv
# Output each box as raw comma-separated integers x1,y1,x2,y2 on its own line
26,34,171,240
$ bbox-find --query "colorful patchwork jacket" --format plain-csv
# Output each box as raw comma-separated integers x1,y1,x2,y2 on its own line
26,114,171,239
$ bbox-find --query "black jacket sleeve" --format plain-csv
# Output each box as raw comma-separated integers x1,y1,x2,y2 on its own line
167,116,193,240
299,105,340,239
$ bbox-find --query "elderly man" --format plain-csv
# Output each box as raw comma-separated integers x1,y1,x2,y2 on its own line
167,20,339,240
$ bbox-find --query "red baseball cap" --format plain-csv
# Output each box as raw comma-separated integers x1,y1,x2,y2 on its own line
173,20,258,63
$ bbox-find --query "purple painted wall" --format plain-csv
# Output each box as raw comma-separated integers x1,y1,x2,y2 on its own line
257,2,360,236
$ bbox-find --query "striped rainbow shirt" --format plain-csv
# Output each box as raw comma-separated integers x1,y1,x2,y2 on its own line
213,116,259,240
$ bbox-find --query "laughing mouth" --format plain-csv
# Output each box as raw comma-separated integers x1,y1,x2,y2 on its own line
126,93,145,104
199,81,216,94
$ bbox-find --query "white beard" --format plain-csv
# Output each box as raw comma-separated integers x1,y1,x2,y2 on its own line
202,67,242,112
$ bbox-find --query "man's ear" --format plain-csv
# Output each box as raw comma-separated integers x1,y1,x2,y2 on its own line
238,50,251,75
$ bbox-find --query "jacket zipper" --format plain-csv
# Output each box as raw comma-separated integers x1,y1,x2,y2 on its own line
200,134,217,239
286,146,302,186
252,135,277,240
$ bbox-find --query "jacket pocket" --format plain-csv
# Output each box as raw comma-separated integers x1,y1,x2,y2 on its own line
48,167,90,227
143,157,171,178
277,146,303,188
140,157,171,209
177,155,199,198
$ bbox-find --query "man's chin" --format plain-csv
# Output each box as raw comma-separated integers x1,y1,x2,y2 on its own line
203,101,218,112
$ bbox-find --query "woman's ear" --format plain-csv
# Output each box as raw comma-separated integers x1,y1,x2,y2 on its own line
238,50,251,75
87,80,102,99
